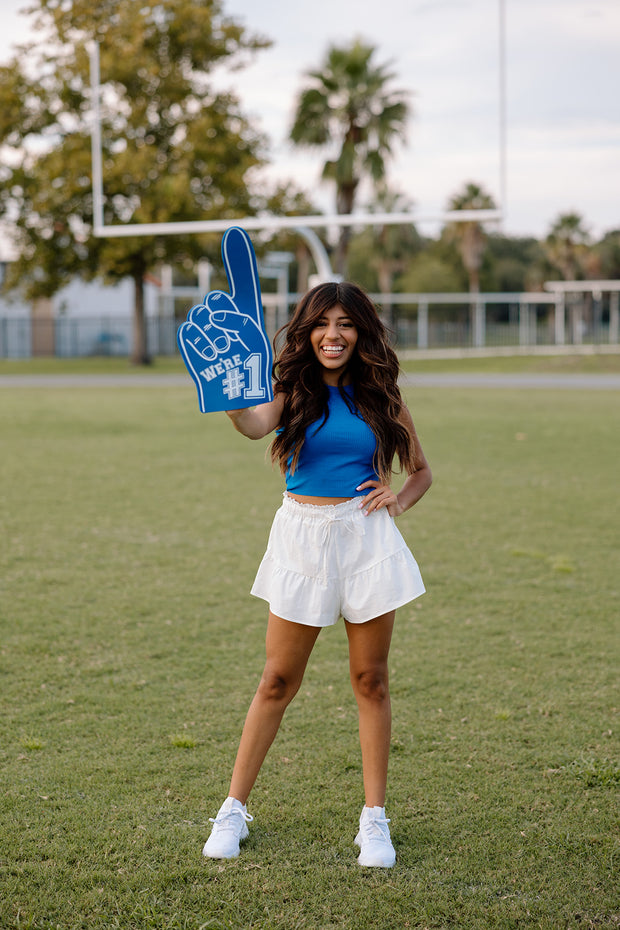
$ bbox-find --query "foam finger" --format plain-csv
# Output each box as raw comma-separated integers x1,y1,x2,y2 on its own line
178,320,218,362
221,227,262,328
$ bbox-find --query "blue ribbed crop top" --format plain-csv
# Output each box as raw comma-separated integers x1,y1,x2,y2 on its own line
285,385,379,497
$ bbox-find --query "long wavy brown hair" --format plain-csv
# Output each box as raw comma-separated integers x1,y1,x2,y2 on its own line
270,282,416,484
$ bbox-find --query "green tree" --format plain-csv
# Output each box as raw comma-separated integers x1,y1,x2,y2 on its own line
399,249,463,295
366,187,422,297
445,182,497,294
482,235,545,292
290,38,410,276
0,0,269,363
347,187,422,322
594,229,620,280
543,212,592,281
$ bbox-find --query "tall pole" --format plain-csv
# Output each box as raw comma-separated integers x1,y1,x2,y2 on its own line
498,0,507,225
89,42,104,231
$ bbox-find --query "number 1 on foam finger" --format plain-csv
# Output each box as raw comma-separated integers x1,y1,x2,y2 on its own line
244,353,266,400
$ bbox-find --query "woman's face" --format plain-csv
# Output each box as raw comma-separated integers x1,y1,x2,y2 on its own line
309,303,358,384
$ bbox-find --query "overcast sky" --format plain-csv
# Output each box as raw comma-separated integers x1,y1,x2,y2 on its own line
1,0,618,241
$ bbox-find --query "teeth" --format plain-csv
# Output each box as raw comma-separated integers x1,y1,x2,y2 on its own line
322,346,344,355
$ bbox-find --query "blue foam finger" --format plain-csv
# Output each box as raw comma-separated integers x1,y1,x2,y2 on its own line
221,227,262,330
177,228,274,413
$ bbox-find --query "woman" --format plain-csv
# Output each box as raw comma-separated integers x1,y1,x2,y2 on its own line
203,282,432,867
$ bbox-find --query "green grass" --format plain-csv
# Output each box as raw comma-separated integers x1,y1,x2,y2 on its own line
1,348,620,377
0,356,186,375
1,380,619,929
399,350,620,375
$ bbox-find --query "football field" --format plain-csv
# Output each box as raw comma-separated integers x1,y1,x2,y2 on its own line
1,375,618,929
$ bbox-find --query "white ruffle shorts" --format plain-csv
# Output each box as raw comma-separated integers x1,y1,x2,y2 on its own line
250,494,425,627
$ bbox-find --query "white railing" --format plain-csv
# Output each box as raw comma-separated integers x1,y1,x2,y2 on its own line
1,288,619,358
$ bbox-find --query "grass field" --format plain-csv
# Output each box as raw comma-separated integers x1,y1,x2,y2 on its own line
1,372,619,929
1,348,620,377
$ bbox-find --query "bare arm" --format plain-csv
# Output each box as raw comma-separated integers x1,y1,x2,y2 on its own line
393,404,432,514
358,404,432,517
225,391,285,440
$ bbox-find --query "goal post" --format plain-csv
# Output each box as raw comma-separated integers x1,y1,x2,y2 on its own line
87,41,503,244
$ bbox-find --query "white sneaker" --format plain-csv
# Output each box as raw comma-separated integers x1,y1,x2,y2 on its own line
354,805,396,867
202,797,253,859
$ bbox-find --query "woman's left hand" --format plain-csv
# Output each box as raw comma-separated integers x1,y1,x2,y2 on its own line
356,480,403,518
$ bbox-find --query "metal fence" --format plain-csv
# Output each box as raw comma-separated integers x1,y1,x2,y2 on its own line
0,314,177,359
1,290,618,358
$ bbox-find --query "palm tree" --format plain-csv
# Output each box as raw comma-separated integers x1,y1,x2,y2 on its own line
445,182,496,347
544,212,591,280
290,39,410,276
366,186,421,325
544,213,593,343
446,182,497,294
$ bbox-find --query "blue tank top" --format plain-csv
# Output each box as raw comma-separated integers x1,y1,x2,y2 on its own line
285,385,379,497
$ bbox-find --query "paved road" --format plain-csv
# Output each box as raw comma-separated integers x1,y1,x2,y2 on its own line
1,373,619,390
400,373,620,390
0,374,190,388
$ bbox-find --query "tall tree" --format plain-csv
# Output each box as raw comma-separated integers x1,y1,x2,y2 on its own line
0,0,269,363
366,187,422,302
595,229,620,280
347,186,422,322
483,234,545,292
543,212,592,280
543,212,596,343
445,182,497,294
289,39,410,276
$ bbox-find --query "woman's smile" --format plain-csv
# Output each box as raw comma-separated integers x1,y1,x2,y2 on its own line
310,304,358,383
320,344,345,358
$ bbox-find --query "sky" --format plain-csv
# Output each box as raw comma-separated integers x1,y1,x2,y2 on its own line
1,0,619,242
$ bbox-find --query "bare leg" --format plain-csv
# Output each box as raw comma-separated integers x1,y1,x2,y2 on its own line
228,612,321,804
345,611,395,808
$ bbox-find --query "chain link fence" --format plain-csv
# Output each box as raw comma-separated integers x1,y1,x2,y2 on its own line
1,291,618,358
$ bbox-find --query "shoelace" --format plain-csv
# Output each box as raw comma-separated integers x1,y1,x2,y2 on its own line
361,815,391,842
209,808,254,830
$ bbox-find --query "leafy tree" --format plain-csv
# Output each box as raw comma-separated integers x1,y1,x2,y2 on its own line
594,229,620,280
399,247,463,294
290,39,410,276
364,187,422,295
543,212,591,281
444,182,497,294
347,186,422,323
0,0,270,363
343,235,379,293
482,235,545,292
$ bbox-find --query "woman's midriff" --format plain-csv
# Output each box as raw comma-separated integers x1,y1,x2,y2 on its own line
287,493,353,506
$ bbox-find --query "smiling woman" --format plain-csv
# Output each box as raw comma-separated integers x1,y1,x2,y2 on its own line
309,305,359,383
203,279,432,868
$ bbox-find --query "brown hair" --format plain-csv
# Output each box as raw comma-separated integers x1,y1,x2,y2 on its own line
270,282,416,483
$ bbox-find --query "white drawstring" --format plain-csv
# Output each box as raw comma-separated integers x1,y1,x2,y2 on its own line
315,510,365,586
